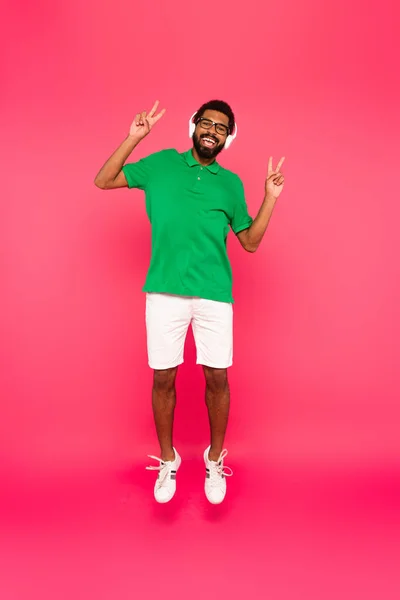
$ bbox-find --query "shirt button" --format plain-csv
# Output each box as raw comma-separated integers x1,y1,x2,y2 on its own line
198,176,201,180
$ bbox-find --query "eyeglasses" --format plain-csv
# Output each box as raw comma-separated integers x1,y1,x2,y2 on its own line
196,117,230,136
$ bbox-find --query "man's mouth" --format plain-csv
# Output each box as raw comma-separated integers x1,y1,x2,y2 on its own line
200,136,218,148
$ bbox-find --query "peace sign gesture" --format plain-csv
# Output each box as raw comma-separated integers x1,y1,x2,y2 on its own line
265,156,285,199
129,100,166,140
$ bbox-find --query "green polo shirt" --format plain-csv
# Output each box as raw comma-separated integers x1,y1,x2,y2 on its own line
122,148,253,303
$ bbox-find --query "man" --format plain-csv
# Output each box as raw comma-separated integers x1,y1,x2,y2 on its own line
94,100,285,504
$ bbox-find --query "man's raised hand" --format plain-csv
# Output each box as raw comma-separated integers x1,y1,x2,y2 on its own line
265,157,285,199
129,100,166,139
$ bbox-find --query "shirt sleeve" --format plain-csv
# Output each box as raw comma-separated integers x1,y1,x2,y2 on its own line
230,178,253,234
122,155,153,190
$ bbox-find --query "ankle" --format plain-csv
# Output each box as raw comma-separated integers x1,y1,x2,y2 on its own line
208,448,222,462
161,448,175,462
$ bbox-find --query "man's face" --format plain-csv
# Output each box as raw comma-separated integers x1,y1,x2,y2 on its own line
192,110,230,159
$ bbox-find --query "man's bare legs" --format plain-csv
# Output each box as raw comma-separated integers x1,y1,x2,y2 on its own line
152,365,229,462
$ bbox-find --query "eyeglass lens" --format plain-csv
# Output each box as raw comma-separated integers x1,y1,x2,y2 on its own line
199,118,229,135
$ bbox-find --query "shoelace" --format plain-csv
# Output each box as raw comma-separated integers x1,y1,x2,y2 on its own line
146,455,171,487
208,449,233,485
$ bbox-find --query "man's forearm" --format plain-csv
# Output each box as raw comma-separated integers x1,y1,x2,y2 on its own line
94,134,141,188
245,194,277,252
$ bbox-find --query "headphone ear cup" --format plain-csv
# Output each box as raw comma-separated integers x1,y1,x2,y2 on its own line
224,123,237,150
225,135,233,149
189,113,197,138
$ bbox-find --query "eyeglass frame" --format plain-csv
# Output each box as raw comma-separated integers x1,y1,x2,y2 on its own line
195,117,231,136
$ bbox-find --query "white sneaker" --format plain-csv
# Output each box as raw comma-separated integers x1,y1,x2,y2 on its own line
204,447,233,505
146,448,181,503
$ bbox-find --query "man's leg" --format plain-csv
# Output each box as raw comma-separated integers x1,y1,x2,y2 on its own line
192,298,233,463
203,366,230,461
146,293,192,461
192,298,233,504
152,367,178,462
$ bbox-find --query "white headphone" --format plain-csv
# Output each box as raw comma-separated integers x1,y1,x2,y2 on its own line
188,112,238,150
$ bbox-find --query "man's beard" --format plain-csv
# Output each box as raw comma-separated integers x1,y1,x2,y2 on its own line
193,132,224,159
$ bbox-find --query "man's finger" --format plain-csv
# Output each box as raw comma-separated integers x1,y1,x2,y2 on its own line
152,108,166,123
268,156,273,176
276,157,285,171
148,100,159,117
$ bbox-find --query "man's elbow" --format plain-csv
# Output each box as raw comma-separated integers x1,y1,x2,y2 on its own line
94,177,110,190
244,243,258,253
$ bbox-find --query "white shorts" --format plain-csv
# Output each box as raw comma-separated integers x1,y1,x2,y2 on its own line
145,293,233,370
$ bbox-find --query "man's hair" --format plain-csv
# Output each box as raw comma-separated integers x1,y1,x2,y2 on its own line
194,100,235,134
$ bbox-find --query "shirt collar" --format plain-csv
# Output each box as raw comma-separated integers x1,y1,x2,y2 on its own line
183,149,220,174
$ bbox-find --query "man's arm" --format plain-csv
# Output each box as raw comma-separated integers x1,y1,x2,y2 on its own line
94,101,166,190
94,135,141,189
237,194,278,253
237,156,285,253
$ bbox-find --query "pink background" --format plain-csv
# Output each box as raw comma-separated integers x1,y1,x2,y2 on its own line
1,1,399,599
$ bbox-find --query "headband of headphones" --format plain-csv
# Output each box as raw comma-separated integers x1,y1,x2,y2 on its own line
188,112,238,149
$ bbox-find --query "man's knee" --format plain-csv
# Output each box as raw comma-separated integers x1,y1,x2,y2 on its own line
203,367,229,393
153,367,178,392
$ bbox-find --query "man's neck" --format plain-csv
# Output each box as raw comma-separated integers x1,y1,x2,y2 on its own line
191,147,216,167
